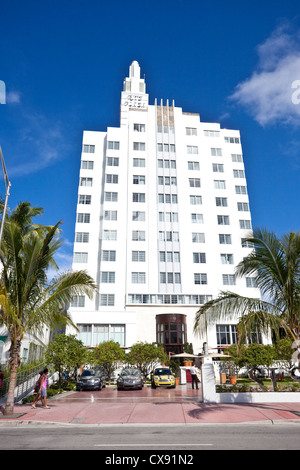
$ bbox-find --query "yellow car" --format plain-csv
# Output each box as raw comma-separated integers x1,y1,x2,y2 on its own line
151,367,176,389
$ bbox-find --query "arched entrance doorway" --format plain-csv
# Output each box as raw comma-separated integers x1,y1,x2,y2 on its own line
156,313,187,355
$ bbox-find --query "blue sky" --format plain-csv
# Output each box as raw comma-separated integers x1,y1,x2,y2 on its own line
1,0,300,272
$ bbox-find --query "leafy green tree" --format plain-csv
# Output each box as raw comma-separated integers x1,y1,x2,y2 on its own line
93,340,126,384
127,342,167,380
194,229,300,349
45,334,88,386
0,202,97,415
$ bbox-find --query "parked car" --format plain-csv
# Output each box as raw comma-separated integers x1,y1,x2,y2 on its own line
117,368,144,390
151,367,176,389
76,369,106,391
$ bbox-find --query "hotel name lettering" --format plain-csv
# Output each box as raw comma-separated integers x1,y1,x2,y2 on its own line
123,94,147,109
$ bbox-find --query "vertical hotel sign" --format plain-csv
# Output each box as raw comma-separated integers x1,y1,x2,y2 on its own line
0,81,6,104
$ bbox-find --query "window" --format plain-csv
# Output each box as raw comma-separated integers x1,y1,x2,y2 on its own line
133,158,145,167
160,272,181,284
186,127,197,136
158,159,176,169
158,176,177,186
222,274,235,285
100,272,115,283
204,130,219,137
132,230,145,241
192,232,205,243
216,324,237,345
193,252,206,263
235,185,247,195
188,161,200,170
212,163,224,172
214,180,226,189
73,252,88,263
102,250,116,261
110,325,125,345
221,253,234,264
132,251,146,262
217,215,230,225
194,273,207,284
187,145,198,154
237,202,249,211
134,123,145,132
190,195,202,205
241,238,253,248
71,295,85,307
158,194,178,204
216,197,227,207
77,213,90,223
233,169,245,178
106,174,118,184
225,136,240,144
108,141,120,150
159,231,179,242
106,156,119,166
83,144,95,153
132,193,145,202
191,213,204,224
231,154,243,162
78,195,91,204
160,231,175,242
133,175,145,184
100,294,115,306
75,232,89,243
133,142,145,151
157,125,175,134
246,277,257,288
132,272,146,283
103,230,117,240
105,192,118,202
211,148,222,156
239,220,251,229
159,251,180,263
104,210,117,221
81,160,94,169
80,177,93,187
189,178,201,187
132,211,145,221
159,212,178,222
219,234,232,244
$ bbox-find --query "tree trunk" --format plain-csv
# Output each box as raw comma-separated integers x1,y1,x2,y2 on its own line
4,367,17,415
4,336,21,416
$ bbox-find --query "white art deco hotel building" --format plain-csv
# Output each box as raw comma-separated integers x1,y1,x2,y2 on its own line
67,61,260,355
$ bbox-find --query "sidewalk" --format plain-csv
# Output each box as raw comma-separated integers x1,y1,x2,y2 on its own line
1,385,300,425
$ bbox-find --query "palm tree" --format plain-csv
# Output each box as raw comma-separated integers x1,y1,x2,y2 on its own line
0,202,97,415
194,228,300,349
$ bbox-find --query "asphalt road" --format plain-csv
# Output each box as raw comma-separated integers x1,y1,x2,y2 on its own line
1,422,299,451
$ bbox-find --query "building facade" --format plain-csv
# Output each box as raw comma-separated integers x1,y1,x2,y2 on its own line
67,61,261,355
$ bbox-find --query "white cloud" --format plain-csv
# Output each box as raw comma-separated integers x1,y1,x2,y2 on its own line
230,23,300,126
6,91,21,104
7,111,69,177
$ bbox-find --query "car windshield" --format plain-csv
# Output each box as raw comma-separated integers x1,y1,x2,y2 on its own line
154,368,172,376
81,370,94,377
120,369,140,377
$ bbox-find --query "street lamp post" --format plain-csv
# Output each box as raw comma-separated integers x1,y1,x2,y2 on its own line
0,146,11,247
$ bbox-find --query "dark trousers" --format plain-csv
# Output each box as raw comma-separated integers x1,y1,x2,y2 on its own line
191,374,199,389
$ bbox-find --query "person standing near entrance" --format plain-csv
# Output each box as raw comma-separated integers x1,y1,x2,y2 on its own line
40,368,49,409
190,362,199,390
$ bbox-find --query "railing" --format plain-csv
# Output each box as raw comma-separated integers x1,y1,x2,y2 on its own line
0,364,46,403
